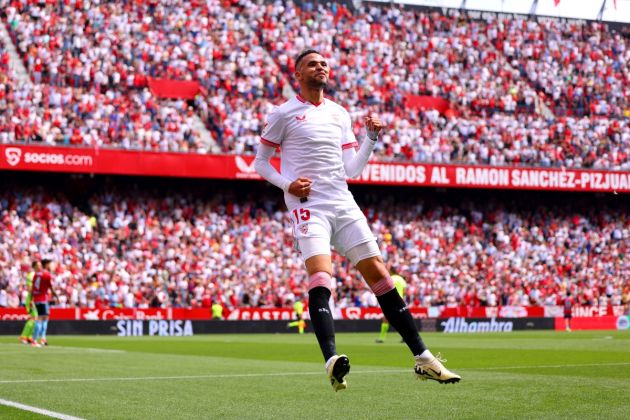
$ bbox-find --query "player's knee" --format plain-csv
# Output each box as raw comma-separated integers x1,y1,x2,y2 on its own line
370,274,395,296
308,271,333,291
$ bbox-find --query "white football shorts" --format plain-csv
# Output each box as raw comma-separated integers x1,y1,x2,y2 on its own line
291,202,378,262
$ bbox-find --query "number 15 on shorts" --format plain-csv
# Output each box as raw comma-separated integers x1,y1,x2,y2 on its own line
292,208,311,223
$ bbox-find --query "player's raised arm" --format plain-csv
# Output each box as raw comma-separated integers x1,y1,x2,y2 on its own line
343,113,384,178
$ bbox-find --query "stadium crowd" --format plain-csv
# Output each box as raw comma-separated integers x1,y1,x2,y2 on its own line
0,183,627,311
0,81,207,151
249,1,629,169
0,0,628,169
500,17,628,119
1,0,284,152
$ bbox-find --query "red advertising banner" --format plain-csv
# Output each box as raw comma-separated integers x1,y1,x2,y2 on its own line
340,307,429,320
1,145,628,193
226,307,296,321
545,305,627,318
440,306,545,318
554,316,629,331
0,306,625,321
405,94,454,115
147,78,200,100
0,308,211,321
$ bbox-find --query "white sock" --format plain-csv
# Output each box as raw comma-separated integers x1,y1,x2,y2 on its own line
416,350,434,362
325,355,337,371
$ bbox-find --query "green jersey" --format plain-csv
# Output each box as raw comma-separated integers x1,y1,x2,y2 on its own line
392,274,406,298
25,271,37,316
211,303,223,319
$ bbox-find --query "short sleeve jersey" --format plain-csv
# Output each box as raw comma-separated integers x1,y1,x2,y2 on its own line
260,95,358,209
563,296,574,314
31,270,53,303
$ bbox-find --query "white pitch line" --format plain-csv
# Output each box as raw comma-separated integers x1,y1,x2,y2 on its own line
0,371,348,384
470,362,630,371
0,398,84,420
0,362,628,385
0,343,126,354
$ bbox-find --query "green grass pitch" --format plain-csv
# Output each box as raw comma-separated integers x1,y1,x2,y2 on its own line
1,331,629,419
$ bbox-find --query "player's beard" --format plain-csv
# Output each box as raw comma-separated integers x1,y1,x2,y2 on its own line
307,74,328,90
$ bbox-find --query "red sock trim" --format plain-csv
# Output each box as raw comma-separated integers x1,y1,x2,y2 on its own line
371,275,395,296
308,272,332,291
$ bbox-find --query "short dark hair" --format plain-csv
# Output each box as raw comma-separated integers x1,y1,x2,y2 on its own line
294,49,321,70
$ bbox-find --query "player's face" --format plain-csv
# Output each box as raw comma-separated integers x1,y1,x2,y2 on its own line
296,53,329,89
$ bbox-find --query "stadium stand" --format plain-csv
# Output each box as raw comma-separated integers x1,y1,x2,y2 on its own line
1,1,628,168
0,2,628,314
248,0,629,168
0,175,627,310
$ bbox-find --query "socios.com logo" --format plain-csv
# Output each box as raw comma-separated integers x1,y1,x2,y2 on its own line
5,147,22,166
617,316,629,330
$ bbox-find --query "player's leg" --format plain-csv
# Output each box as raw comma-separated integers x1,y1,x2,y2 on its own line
376,320,389,343
20,319,34,344
37,302,50,345
350,248,428,354
335,217,430,358
20,304,37,343
348,241,461,384
27,305,39,342
304,254,336,361
296,208,350,391
41,315,49,345
32,317,42,347
33,303,48,346
304,252,349,391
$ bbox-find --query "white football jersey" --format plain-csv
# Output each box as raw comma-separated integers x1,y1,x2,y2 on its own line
260,95,358,209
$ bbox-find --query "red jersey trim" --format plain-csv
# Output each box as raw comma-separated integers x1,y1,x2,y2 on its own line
342,142,359,150
296,94,324,107
260,137,280,148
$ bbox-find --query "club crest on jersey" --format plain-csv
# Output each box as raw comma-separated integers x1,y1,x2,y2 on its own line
299,224,309,235
295,115,306,122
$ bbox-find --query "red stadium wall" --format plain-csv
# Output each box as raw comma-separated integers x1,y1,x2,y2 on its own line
1,145,628,193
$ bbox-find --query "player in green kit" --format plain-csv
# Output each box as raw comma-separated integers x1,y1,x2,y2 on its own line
19,261,40,345
376,268,407,343
287,299,306,334
211,300,224,319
